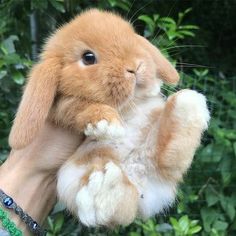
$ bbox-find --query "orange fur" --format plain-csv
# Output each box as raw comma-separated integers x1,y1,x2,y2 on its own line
9,58,61,149
137,36,179,84
74,146,120,166
155,92,203,182
75,104,122,131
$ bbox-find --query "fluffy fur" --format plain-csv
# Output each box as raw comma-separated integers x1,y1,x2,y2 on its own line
9,9,210,227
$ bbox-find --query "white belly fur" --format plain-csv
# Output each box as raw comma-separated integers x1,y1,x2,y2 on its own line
101,95,175,217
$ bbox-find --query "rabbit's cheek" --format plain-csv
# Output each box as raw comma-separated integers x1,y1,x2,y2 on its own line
107,80,135,106
136,61,155,85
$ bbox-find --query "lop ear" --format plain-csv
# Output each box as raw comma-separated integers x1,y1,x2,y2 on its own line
9,58,60,149
137,35,179,85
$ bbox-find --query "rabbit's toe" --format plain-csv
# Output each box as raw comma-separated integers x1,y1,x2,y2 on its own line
75,171,103,226
76,186,97,226
75,161,138,226
171,89,210,129
95,161,138,226
84,119,125,139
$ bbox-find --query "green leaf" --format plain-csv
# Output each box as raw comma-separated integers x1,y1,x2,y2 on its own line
138,15,155,34
156,223,172,233
54,213,64,233
170,217,178,227
166,30,180,40
51,202,66,214
114,1,131,11
153,14,160,22
184,8,192,15
179,215,189,233
146,219,155,231
107,0,131,10
179,25,199,30
205,186,219,207
225,130,236,140
188,226,202,234
129,233,140,236
49,0,65,13
177,8,192,25
135,220,152,231
177,201,185,213
220,196,236,221
199,144,213,161
2,35,19,54
159,17,176,25
201,69,209,76
0,70,7,79
220,157,232,185
212,220,228,231
46,233,53,236
170,217,181,232
199,143,222,163
31,0,48,10
47,217,54,231
2,53,21,65
178,12,184,24
178,30,195,37
201,208,218,232
190,220,199,227
12,71,25,85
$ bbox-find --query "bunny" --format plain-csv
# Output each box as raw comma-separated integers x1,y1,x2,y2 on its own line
9,9,210,227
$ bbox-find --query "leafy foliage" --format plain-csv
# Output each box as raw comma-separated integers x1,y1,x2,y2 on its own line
0,0,235,235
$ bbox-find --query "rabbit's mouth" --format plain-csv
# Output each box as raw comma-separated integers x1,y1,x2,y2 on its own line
107,79,136,109
106,74,162,109
134,79,163,99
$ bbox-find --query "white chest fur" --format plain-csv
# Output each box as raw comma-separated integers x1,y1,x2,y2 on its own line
117,95,176,217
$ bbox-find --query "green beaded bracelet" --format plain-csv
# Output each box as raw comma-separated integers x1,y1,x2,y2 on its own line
0,207,23,236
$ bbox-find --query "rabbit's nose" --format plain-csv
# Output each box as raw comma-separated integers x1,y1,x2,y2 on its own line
125,61,143,75
126,68,136,74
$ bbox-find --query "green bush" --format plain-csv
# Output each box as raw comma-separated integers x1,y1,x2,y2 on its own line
0,0,235,235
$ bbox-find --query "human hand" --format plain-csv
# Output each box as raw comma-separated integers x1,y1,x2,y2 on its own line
0,122,80,234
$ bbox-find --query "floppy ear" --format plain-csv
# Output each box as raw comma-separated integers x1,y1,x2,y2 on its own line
137,35,179,85
9,58,60,149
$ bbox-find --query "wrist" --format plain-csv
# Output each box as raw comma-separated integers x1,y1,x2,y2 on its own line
0,153,57,235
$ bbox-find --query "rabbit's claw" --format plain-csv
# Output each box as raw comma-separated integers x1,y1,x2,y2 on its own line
84,119,125,140
170,89,210,129
75,162,121,226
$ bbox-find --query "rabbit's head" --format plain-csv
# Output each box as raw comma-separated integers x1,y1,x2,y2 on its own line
9,9,179,149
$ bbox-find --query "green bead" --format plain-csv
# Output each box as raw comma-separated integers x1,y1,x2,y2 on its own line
9,224,16,231
9,227,15,234
15,230,23,236
9,222,15,228
2,217,10,227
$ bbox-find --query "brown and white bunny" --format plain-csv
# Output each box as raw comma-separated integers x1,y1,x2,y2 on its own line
9,9,210,227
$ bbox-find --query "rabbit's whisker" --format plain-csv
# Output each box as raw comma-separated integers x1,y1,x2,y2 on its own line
152,1,177,43
126,0,136,19
129,0,154,25
161,45,206,52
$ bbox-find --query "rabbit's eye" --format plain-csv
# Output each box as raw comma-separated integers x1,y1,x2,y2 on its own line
82,51,97,65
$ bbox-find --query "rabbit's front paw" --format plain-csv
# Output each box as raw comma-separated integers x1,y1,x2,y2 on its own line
76,161,138,226
84,119,125,139
170,89,210,129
